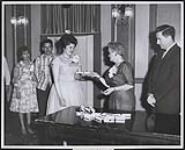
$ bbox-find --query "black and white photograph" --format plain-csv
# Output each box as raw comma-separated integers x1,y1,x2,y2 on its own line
1,1,184,149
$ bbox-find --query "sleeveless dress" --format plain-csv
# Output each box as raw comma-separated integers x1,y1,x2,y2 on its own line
10,61,39,113
46,55,85,115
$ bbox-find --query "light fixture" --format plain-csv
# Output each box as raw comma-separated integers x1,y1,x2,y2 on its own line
10,15,29,64
112,7,121,18
10,17,17,24
125,6,133,17
10,16,29,25
17,16,29,25
112,5,134,41
112,5,133,21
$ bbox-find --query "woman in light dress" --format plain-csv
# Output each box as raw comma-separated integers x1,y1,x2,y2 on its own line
46,34,85,116
10,46,38,135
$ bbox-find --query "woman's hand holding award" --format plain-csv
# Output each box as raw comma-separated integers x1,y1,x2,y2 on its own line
75,71,92,80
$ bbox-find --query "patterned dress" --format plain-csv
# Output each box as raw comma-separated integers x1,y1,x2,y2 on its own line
10,61,39,113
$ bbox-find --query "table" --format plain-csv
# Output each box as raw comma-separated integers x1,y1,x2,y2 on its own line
34,106,180,145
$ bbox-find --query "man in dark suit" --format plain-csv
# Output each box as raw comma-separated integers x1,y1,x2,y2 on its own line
147,24,181,135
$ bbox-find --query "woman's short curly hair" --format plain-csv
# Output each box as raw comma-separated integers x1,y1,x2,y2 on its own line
107,42,126,59
55,34,78,54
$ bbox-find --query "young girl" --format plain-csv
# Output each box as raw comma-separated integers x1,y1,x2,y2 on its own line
10,46,39,135
46,33,85,115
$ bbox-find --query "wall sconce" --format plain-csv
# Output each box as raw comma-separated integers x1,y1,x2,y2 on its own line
125,6,133,17
112,5,133,41
10,17,17,24
112,5,133,20
112,7,121,18
10,16,29,25
10,16,29,63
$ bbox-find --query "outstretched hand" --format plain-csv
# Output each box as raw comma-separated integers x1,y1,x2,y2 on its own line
102,87,115,95
86,72,101,78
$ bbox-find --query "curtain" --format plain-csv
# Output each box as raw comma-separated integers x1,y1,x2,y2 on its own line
41,5,100,35
75,35,94,107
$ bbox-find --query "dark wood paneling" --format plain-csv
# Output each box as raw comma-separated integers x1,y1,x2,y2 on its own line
93,33,102,109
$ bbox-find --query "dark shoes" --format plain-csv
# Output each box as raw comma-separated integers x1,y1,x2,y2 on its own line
21,126,34,135
27,126,34,134
21,128,27,135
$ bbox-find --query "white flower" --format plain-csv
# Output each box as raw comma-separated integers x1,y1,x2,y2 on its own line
30,64,34,72
71,55,80,63
65,29,71,34
20,60,24,65
108,65,118,78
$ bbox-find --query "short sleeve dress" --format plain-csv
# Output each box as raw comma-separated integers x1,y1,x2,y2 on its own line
10,61,39,113
104,61,135,112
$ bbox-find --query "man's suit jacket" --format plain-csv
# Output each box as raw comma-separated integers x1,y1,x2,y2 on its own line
148,44,180,114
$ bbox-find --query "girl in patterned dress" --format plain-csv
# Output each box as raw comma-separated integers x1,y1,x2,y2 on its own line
10,46,39,135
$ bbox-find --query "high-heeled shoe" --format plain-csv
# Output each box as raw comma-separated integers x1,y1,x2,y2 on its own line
27,126,34,134
21,128,27,135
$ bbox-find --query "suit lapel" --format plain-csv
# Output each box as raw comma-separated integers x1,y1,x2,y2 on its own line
151,44,178,88
159,44,178,66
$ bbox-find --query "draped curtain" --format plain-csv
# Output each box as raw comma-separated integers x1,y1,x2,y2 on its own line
41,5,100,34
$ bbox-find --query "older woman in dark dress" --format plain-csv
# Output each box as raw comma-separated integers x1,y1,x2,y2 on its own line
103,42,135,112
90,42,135,112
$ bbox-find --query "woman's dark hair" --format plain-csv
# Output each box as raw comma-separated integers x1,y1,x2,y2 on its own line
17,46,30,61
40,39,53,54
55,34,78,54
103,46,114,67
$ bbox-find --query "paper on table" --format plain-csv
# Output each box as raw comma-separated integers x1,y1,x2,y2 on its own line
75,71,91,80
